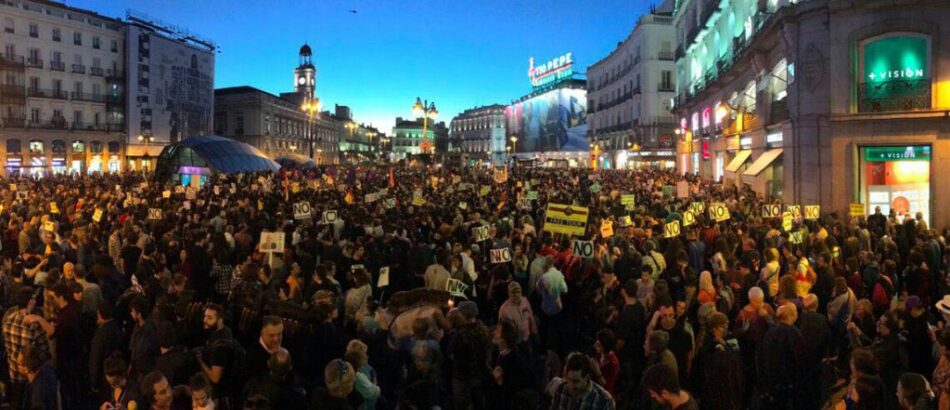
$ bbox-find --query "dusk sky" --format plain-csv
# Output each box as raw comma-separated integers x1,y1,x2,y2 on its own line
71,0,653,132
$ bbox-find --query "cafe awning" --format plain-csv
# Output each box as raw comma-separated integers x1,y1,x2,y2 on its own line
743,149,784,176
724,150,752,172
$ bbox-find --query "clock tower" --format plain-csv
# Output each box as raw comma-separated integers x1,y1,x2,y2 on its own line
294,43,316,100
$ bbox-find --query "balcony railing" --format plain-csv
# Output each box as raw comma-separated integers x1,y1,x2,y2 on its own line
71,92,106,103
769,99,789,124
1,116,26,128
71,121,108,131
29,119,69,129
658,51,675,61
28,88,68,99
0,54,25,70
71,64,86,74
105,69,124,79
25,58,43,69
90,66,103,76
50,61,65,71
106,122,126,132
859,79,931,113
0,84,26,104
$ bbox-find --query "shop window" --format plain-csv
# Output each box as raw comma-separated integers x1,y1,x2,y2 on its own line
7,139,21,153
72,140,85,153
857,33,931,113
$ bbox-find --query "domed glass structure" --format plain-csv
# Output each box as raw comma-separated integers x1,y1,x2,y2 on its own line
155,135,280,184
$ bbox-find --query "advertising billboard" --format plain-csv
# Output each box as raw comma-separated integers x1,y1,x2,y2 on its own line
505,87,588,153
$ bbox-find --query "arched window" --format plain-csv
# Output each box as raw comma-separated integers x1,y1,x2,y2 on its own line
6,139,21,153
108,141,120,153
90,140,103,153
72,140,85,153
51,140,66,153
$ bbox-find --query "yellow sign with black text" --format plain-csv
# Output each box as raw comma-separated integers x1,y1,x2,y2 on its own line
543,203,589,236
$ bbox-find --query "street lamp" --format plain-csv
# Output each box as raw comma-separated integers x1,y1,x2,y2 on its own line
411,97,438,155
301,97,321,160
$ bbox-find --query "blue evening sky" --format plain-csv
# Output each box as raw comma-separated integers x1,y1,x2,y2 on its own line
70,0,652,132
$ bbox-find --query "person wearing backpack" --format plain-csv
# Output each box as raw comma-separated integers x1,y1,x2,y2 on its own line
198,303,244,407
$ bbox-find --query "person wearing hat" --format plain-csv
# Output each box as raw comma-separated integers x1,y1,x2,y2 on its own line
498,281,537,349
446,300,491,410
903,295,935,377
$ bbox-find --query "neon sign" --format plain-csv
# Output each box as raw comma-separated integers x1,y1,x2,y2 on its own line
863,35,928,82
529,52,574,88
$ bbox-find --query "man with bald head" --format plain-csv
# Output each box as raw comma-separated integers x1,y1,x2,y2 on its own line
242,348,306,410
756,302,805,408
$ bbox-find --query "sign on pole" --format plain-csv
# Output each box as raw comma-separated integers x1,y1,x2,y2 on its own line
572,240,594,258
490,248,512,263
293,202,312,220
259,232,285,253
543,203,589,236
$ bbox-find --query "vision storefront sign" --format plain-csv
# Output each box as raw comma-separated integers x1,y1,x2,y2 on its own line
864,146,931,162
862,35,928,83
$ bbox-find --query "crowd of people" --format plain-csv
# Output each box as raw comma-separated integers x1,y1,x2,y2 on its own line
0,164,948,410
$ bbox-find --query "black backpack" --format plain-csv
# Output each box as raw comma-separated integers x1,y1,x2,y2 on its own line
211,337,247,388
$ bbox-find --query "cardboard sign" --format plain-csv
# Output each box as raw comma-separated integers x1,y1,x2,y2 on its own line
849,203,865,218
804,205,820,220
446,278,469,297
691,201,705,214
621,194,635,210
709,203,730,222
782,211,793,232
600,220,614,238
544,203,589,237
526,191,538,201
383,198,396,209
293,202,312,220
676,181,689,199
664,220,681,238
92,208,103,223
493,169,508,184
762,204,781,218
790,230,804,244
458,202,468,210
490,248,512,263
259,231,285,253
364,193,378,203
619,215,633,227
411,196,426,206
290,182,300,194
572,240,594,258
43,220,56,233
786,205,801,219
162,190,171,199
377,267,390,288
589,182,602,194
322,210,338,224
148,208,163,221
479,186,491,197
473,226,491,242
683,210,697,227
49,202,59,214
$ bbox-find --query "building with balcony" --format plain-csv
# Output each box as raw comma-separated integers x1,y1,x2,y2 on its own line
587,0,677,169
672,0,950,227
124,11,215,171
449,104,506,164
391,117,448,157
0,0,126,175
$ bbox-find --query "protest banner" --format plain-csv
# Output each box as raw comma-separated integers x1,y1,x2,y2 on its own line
543,203,589,236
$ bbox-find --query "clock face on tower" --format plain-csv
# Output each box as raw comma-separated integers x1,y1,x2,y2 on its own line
298,77,306,85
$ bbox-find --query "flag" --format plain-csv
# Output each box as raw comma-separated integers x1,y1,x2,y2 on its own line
344,190,355,205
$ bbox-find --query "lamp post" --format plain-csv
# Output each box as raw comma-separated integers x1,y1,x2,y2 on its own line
301,97,321,160
411,97,438,155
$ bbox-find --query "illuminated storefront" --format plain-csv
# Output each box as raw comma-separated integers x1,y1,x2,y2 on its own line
858,145,931,224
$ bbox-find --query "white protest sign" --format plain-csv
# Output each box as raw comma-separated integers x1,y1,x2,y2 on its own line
322,210,338,224
365,193,378,203
676,180,689,199
490,248,512,263
572,240,594,258
473,226,490,242
383,198,396,209
148,208,163,220
294,202,313,219
458,202,468,210
259,232,285,253
526,191,538,201
762,204,781,218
